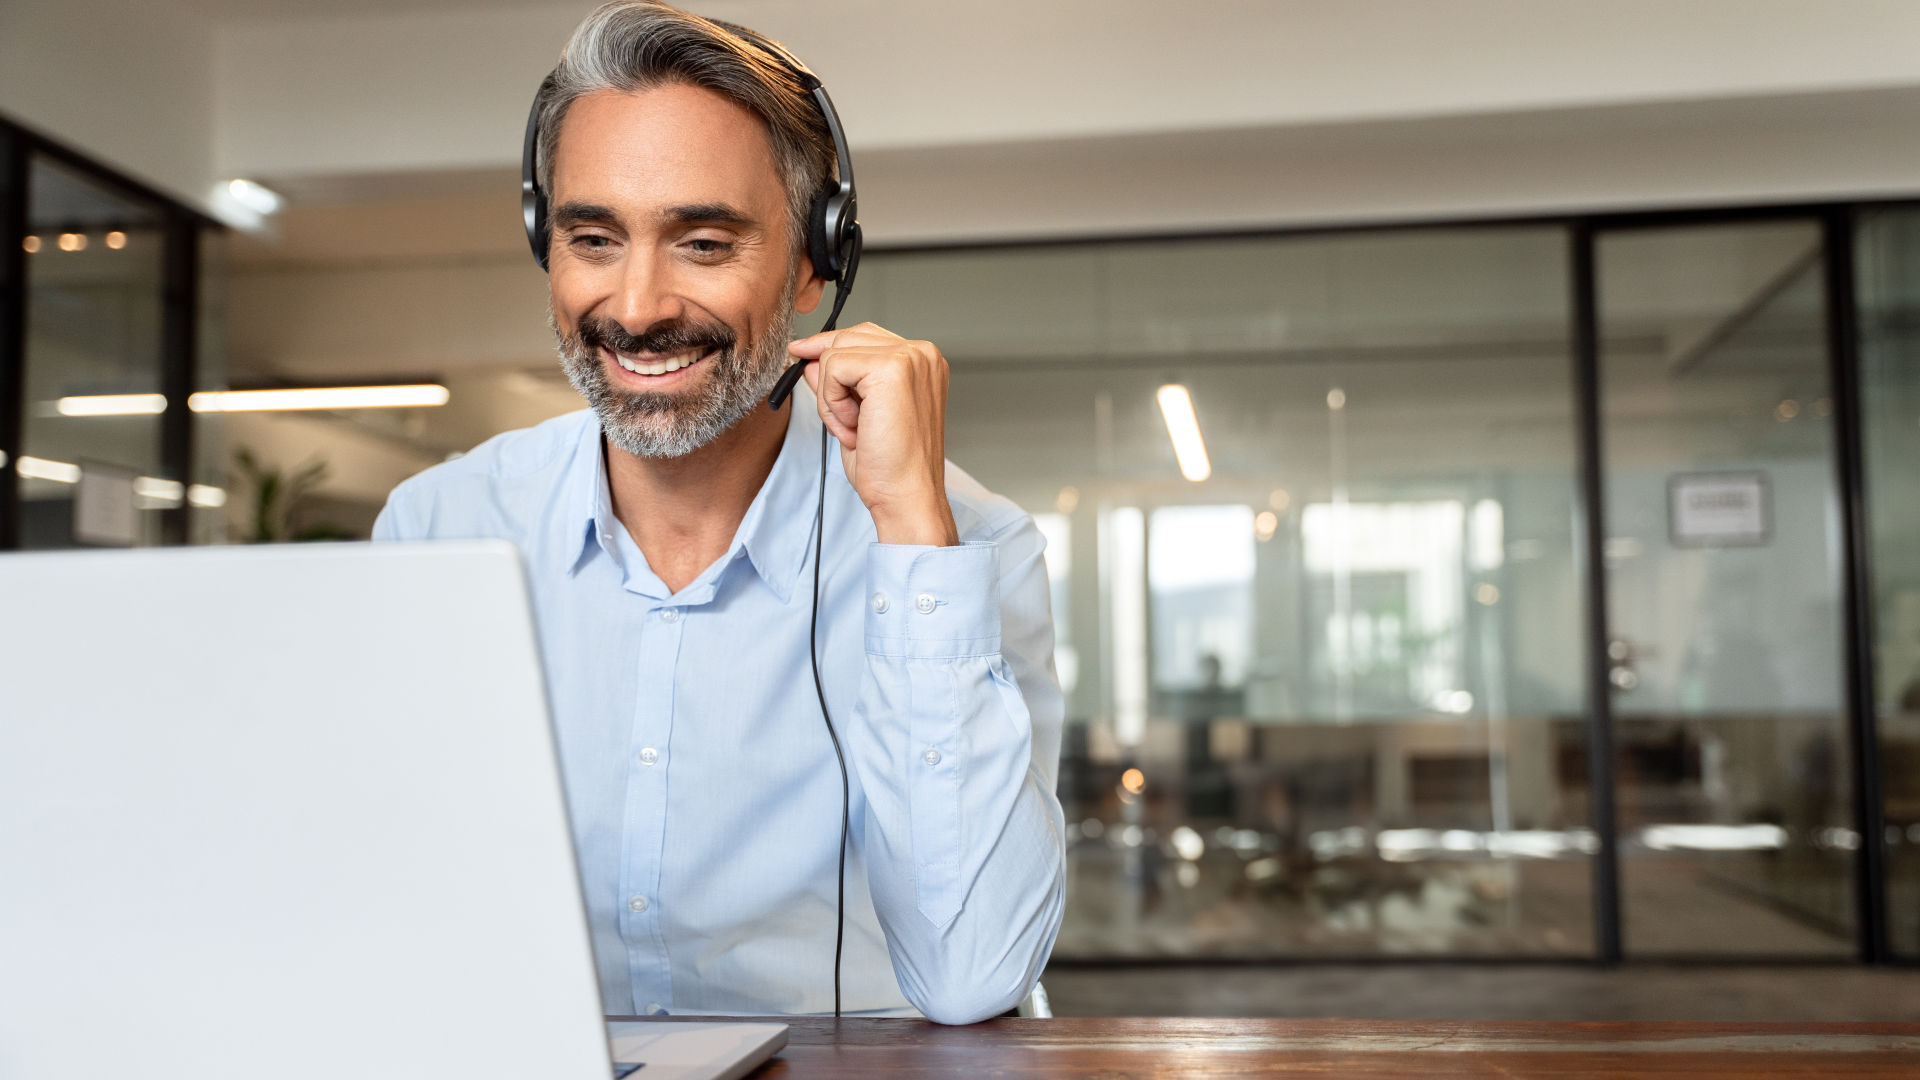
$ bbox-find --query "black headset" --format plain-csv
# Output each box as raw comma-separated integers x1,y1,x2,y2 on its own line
519,17,860,1018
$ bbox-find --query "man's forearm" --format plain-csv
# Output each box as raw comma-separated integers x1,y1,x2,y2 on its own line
848,535,1067,1024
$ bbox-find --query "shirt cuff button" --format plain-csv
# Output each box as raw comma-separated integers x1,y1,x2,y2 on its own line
871,591,889,614
914,593,936,614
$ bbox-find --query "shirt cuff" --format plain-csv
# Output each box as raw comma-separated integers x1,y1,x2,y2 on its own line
864,540,1001,659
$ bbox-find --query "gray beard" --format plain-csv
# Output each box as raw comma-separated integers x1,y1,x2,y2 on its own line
551,301,794,460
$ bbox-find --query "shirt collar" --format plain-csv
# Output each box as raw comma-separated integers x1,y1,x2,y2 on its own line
564,388,825,604
731,383,823,604
561,419,615,579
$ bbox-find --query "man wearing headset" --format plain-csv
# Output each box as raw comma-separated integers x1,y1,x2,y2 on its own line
372,1,1065,1025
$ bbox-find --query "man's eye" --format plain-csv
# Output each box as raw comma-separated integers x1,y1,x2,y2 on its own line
571,234,613,250
687,239,733,256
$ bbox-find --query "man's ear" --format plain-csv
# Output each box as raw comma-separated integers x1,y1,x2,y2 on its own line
793,250,827,314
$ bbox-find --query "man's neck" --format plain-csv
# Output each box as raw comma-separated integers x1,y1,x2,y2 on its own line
604,404,790,595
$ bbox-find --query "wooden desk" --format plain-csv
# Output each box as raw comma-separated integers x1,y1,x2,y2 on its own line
611,1016,1920,1078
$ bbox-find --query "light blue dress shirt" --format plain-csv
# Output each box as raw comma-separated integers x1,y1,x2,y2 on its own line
371,388,1065,1024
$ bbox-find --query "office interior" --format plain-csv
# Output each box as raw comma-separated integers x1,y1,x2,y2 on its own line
5,0,1920,1021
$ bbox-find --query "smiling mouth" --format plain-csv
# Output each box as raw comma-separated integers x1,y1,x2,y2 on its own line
609,347,714,377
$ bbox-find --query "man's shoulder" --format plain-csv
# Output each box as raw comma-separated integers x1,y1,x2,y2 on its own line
380,410,595,538
942,459,1033,545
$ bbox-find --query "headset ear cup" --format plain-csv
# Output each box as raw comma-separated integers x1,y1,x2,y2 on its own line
525,190,549,271
808,186,839,282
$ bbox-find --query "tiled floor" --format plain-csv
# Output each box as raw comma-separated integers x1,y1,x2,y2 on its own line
1040,964,1920,1021
1054,847,1865,959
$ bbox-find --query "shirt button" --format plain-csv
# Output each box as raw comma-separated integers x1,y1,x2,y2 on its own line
871,591,889,614
659,607,680,623
628,895,649,914
923,748,942,766
915,593,937,614
638,747,658,766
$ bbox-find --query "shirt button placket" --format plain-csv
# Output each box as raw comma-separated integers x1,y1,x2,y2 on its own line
628,601,684,1012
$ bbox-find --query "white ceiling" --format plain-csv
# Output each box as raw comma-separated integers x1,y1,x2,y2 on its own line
175,0,577,20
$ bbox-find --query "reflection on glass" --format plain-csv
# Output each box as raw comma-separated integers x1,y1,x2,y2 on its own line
1032,511,1077,695
850,227,1590,957
1106,506,1148,748
1598,222,1854,956
1855,208,1920,958
1149,505,1254,692
1302,499,1468,719
19,155,169,548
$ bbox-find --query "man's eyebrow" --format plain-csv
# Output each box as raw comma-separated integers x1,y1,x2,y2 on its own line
550,201,621,230
663,202,754,227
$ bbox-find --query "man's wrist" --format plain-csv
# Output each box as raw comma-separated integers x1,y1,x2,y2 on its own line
872,496,960,547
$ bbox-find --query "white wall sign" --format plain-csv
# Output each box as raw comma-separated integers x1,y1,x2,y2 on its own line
1669,471,1770,547
74,461,138,547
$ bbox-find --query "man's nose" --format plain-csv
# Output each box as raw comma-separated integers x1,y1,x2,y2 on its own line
606,250,687,336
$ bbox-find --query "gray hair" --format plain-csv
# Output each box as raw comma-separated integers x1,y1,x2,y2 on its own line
535,1,834,260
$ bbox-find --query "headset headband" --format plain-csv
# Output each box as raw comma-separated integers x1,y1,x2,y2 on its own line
521,19,859,291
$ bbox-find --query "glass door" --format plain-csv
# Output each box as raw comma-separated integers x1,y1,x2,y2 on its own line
1594,220,1857,956
18,153,169,548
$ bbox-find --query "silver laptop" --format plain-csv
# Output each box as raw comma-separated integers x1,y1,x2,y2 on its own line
0,542,785,1080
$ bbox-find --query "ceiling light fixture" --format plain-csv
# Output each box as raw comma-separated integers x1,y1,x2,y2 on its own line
187,384,450,413
55,393,168,417
16,456,82,484
12,456,225,507
1156,383,1211,483
224,178,284,216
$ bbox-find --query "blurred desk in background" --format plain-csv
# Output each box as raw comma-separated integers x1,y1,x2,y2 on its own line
616,1016,1920,1078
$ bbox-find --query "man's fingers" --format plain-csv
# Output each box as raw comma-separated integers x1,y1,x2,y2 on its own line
787,321,898,359
808,344,923,449
799,361,854,446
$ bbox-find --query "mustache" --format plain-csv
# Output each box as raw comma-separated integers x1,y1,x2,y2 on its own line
573,314,735,358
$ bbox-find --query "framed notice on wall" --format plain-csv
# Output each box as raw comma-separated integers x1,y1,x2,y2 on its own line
1668,471,1770,547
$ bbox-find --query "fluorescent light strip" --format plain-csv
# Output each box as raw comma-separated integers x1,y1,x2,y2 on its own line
187,384,450,412
225,178,284,216
56,393,168,417
53,385,452,416
16,456,226,507
133,476,184,502
1155,384,1212,482
17,456,82,484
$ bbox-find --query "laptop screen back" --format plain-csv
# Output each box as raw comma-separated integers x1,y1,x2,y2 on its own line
0,542,612,1080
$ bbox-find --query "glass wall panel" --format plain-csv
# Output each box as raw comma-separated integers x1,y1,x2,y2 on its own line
18,155,169,548
1856,208,1920,958
845,227,1591,957
1596,222,1855,956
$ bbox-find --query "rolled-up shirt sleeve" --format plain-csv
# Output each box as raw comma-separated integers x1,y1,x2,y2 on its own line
847,518,1067,1025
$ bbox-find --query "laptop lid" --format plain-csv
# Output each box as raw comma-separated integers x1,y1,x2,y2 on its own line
0,542,613,1080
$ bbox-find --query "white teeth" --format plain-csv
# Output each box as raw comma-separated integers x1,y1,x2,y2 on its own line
614,349,704,376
